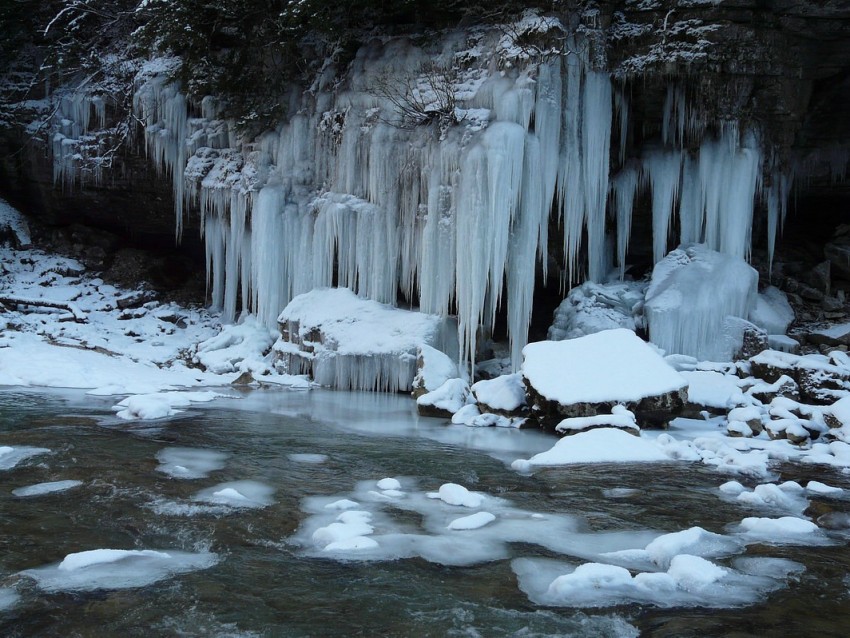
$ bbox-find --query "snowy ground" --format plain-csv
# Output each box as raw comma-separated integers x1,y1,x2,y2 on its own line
0,237,308,417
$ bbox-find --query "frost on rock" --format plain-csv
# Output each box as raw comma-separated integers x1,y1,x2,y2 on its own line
522,329,688,428
275,288,459,392
547,280,646,341
645,245,758,361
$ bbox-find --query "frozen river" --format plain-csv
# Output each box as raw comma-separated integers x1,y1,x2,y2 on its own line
2,387,850,637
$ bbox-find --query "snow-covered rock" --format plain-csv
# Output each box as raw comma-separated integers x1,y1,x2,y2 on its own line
645,245,758,361
411,344,459,399
522,329,688,428
275,288,458,392
417,378,470,418
471,373,527,415
555,405,639,435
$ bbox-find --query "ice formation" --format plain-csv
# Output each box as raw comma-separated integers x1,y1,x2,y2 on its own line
644,245,759,360
115,16,798,375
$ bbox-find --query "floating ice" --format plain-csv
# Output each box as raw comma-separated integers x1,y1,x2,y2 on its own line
114,391,226,420
736,516,822,543
377,478,402,491
156,447,228,479
0,446,50,470
288,453,329,464
514,552,782,609
193,480,275,509
324,499,359,510
447,512,496,530
806,480,843,495
21,548,218,592
0,587,20,612
313,511,375,549
427,483,485,508
719,480,746,495
12,480,83,497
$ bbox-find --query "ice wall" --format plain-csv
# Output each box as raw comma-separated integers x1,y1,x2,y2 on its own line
121,15,797,376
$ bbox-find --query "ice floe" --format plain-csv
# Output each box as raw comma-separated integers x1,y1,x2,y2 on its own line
193,480,275,509
156,447,228,479
0,445,50,470
12,479,83,497
21,548,218,592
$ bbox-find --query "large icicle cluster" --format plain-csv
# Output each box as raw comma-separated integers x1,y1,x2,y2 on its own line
121,14,797,380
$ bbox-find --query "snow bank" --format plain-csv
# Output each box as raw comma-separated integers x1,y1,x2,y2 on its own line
193,317,276,374
522,329,687,405
645,245,758,361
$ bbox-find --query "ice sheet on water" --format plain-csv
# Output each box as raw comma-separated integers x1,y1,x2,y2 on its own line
0,587,20,612
295,479,656,567
12,480,82,497
114,391,228,421
0,445,50,470
447,511,496,530
735,516,828,545
156,447,228,479
512,553,793,609
193,480,275,509
21,548,218,592
288,453,329,464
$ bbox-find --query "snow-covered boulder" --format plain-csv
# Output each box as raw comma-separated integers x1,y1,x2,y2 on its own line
274,288,458,392
749,350,850,405
411,344,459,399
417,379,470,418
547,281,645,341
521,329,688,429
470,373,527,415
645,245,758,361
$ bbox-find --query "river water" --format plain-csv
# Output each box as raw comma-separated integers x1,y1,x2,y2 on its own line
2,387,850,637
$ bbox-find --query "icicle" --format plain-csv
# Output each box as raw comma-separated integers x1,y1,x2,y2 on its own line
643,149,682,263
613,85,629,165
532,59,563,281
507,133,544,370
611,162,639,279
557,36,586,283
582,71,612,282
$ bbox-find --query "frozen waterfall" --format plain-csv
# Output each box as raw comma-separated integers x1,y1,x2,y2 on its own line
123,20,798,377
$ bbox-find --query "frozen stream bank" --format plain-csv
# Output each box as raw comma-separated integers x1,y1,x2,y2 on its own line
3,388,850,636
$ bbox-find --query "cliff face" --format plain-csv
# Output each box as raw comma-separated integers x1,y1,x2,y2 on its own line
1,1,849,360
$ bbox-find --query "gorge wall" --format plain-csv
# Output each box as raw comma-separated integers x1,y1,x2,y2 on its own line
1,0,849,369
